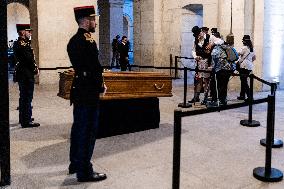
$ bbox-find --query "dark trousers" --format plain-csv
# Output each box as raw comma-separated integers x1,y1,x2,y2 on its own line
111,51,119,67
69,103,100,179
211,70,231,103
238,68,251,98
119,58,128,71
18,80,34,125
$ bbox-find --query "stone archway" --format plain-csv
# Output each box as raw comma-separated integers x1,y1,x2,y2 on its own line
7,0,29,8
7,3,30,42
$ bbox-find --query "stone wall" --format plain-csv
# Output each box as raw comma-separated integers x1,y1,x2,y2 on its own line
36,0,98,84
29,0,280,91
134,0,264,90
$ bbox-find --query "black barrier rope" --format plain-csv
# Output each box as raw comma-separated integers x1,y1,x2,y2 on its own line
253,95,283,182
174,56,194,79
172,95,283,189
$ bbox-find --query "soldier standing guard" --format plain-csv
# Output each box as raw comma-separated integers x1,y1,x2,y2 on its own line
13,24,40,128
67,5,107,182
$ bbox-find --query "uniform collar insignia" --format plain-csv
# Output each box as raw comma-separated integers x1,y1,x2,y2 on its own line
19,40,27,46
84,33,95,43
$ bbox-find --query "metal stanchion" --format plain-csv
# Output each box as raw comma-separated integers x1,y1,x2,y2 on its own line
260,83,283,148
253,95,283,182
172,111,182,189
170,54,173,77
178,67,192,108
240,74,260,127
174,56,178,79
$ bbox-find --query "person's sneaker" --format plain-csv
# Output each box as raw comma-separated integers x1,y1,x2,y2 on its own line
22,122,40,128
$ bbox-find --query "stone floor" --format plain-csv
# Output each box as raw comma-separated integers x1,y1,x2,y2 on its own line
3,79,284,189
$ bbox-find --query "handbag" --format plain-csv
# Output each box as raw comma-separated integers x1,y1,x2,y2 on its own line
236,52,250,70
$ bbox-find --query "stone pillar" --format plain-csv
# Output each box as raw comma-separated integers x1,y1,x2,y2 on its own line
0,1,11,186
134,0,154,67
98,0,124,66
263,0,284,89
29,0,39,83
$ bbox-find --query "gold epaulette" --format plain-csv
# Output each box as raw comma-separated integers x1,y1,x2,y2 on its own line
19,40,27,46
84,33,95,43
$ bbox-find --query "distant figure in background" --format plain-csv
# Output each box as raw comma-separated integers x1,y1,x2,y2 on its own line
13,24,40,128
236,35,256,100
211,28,218,36
210,42,233,106
111,35,120,68
190,26,212,103
118,36,129,71
201,27,209,35
213,32,221,39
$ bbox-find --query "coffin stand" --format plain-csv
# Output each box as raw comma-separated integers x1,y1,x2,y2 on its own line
58,71,172,138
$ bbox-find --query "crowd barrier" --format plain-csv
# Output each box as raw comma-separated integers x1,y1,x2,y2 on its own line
172,71,283,189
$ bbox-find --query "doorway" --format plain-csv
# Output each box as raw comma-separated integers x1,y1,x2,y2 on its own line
180,4,203,84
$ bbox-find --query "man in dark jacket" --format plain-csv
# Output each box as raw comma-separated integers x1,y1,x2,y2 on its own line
111,35,120,68
118,36,129,71
13,24,40,128
67,5,107,182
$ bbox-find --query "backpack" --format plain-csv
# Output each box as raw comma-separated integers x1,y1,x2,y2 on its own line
221,45,239,62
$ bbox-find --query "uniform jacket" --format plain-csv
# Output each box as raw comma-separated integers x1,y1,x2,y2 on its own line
13,37,37,82
67,28,104,106
118,42,129,60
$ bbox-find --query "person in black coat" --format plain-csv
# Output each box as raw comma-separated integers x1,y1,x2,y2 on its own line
111,35,120,68
67,5,107,183
118,36,129,71
13,24,40,128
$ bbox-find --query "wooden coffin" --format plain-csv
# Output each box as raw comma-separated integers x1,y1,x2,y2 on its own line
58,70,172,100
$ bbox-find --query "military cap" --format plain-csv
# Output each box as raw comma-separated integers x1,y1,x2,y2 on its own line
242,35,251,41
74,5,96,20
16,24,31,32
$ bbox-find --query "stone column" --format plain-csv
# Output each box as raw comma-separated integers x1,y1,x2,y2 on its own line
0,1,11,186
29,0,39,83
98,0,124,66
134,0,154,67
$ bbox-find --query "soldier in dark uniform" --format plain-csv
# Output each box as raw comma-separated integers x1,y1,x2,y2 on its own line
118,36,129,71
67,5,107,182
13,24,40,128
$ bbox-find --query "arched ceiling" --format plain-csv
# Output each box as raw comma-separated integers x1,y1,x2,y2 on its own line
7,0,29,8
